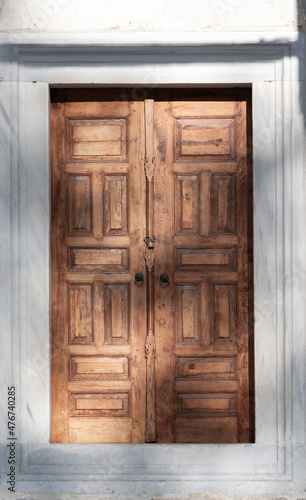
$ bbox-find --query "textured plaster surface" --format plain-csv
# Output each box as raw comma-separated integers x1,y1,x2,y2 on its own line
0,494,306,500
0,1,304,498
0,0,301,32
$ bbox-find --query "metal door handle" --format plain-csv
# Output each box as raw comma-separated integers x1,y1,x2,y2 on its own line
160,273,170,287
135,273,144,286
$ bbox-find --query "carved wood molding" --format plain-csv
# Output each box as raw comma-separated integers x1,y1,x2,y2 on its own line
144,246,154,272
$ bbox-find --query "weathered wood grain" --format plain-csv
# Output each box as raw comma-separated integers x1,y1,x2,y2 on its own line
51,90,146,443
52,88,253,444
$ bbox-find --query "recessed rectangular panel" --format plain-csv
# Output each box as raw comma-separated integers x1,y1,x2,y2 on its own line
200,171,211,236
68,248,128,271
67,380,132,394
76,362,124,374
67,175,92,235
175,175,199,235
77,398,123,410
175,379,238,394
182,287,198,340
182,397,229,411
211,174,236,234
70,393,129,417
104,175,128,235
73,124,122,147
181,121,231,155
176,248,236,271
69,356,129,380
74,141,121,157
104,284,129,343
213,284,236,343
177,357,235,378
69,119,127,161
178,393,235,415
176,118,234,161
175,417,238,443
184,253,227,264
182,178,196,229
68,417,132,443
175,285,199,343
68,284,93,344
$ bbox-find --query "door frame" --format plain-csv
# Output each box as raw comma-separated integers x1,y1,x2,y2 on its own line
0,32,304,494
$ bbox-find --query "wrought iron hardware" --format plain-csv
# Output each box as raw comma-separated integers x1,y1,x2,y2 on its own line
135,272,144,287
144,235,156,249
160,273,170,287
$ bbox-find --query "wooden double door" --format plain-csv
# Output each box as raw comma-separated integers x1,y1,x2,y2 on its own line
51,89,253,443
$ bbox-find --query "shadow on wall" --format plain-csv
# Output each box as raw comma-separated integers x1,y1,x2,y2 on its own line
0,0,305,495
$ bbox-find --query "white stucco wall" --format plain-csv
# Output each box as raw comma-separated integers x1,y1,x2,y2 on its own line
0,0,302,32
0,1,305,499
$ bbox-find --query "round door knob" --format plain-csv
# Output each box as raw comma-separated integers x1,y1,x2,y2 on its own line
160,273,170,287
135,273,144,286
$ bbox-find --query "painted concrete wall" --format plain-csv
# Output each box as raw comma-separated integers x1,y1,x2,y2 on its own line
0,0,301,32
0,493,305,500
0,1,305,500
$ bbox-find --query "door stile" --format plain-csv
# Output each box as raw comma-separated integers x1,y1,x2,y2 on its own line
129,98,147,443
235,100,250,442
153,97,176,443
51,102,69,442
144,98,157,442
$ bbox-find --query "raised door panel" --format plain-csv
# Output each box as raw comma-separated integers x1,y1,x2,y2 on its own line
212,284,236,343
175,118,235,161
67,175,92,235
68,118,127,161
174,175,199,234
68,284,94,344
104,284,129,344
51,91,146,443
104,175,128,235
175,284,200,344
